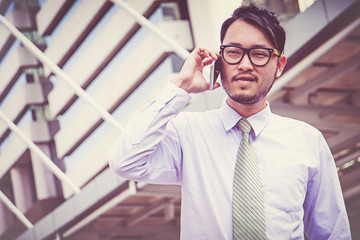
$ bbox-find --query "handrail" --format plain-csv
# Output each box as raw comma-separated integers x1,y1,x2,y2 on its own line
0,13,89,226
0,190,33,229
0,1,191,234
0,110,80,194
110,0,190,60
0,4,136,227
0,15,124,133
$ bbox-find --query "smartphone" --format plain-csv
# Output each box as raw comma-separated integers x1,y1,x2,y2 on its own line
209,59,221,90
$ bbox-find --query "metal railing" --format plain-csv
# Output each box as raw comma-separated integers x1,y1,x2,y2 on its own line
110,0,190,60
0,0,191,231
0,191,33,229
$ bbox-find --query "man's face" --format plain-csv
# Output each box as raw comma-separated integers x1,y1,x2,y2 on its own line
221,20,286,105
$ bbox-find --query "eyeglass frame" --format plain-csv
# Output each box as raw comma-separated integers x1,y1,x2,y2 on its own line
220,45,281,67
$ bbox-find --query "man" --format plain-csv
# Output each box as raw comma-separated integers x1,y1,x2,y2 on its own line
109,3,351,240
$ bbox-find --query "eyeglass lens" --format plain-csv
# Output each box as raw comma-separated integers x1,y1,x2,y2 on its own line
222,46,271,66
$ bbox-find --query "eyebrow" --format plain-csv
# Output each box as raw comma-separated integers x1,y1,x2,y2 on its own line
225,42,270,49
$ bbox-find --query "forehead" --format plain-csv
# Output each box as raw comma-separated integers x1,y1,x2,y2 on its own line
223,20,274,48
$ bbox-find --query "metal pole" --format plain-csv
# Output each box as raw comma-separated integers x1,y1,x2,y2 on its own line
110,0,190,60
0,110,80,194
0,190,33,229
0,15,124,133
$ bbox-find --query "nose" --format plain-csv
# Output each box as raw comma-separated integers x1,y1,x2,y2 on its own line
237,53,254,71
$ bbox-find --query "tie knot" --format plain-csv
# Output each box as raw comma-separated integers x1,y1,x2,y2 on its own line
238,118,252,134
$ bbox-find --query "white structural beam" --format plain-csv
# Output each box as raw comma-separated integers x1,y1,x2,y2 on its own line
62,181,137,238
0,191,33,229
0,15,124,133
0,110,80,195
110,0,190,60
287,53,360,102
272,103,360,119
269,17,360,98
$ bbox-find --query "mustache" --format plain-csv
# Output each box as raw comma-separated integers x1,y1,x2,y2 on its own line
231,73,258,82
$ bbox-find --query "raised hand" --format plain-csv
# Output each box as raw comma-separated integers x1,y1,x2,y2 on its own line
171,46,221,93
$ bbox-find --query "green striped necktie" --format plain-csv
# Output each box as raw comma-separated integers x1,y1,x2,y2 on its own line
233,118,266,240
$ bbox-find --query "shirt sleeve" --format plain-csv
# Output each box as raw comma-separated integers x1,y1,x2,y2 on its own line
108,83,191,185
303,132,352,240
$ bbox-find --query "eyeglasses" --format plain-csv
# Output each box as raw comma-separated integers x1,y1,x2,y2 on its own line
220,45,280,67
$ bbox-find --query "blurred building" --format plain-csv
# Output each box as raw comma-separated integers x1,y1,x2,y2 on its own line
0,0,359,239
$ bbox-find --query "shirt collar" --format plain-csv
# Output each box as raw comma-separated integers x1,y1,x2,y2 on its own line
218,98,271,138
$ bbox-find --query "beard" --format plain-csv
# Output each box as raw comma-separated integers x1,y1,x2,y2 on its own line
222,69,277,105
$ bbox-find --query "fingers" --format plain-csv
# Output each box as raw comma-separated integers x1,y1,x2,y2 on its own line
196,46,219,61
172,46,221,93
202,57,214,67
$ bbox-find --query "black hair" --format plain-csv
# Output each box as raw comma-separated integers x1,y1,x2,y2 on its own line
220,3,286,54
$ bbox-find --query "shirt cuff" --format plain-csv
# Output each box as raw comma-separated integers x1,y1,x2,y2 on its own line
155,82,192,113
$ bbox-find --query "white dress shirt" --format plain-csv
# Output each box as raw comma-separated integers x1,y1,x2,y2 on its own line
109,83,351,240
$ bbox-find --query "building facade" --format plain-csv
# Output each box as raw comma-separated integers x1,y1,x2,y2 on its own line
0,0,359,239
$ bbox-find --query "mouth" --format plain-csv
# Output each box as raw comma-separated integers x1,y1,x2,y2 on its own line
232,74,257,82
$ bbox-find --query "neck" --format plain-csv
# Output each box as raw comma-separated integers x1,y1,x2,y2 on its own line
226,97,267,118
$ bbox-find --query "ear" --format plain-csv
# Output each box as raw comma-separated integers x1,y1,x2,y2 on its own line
276,55,287,78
